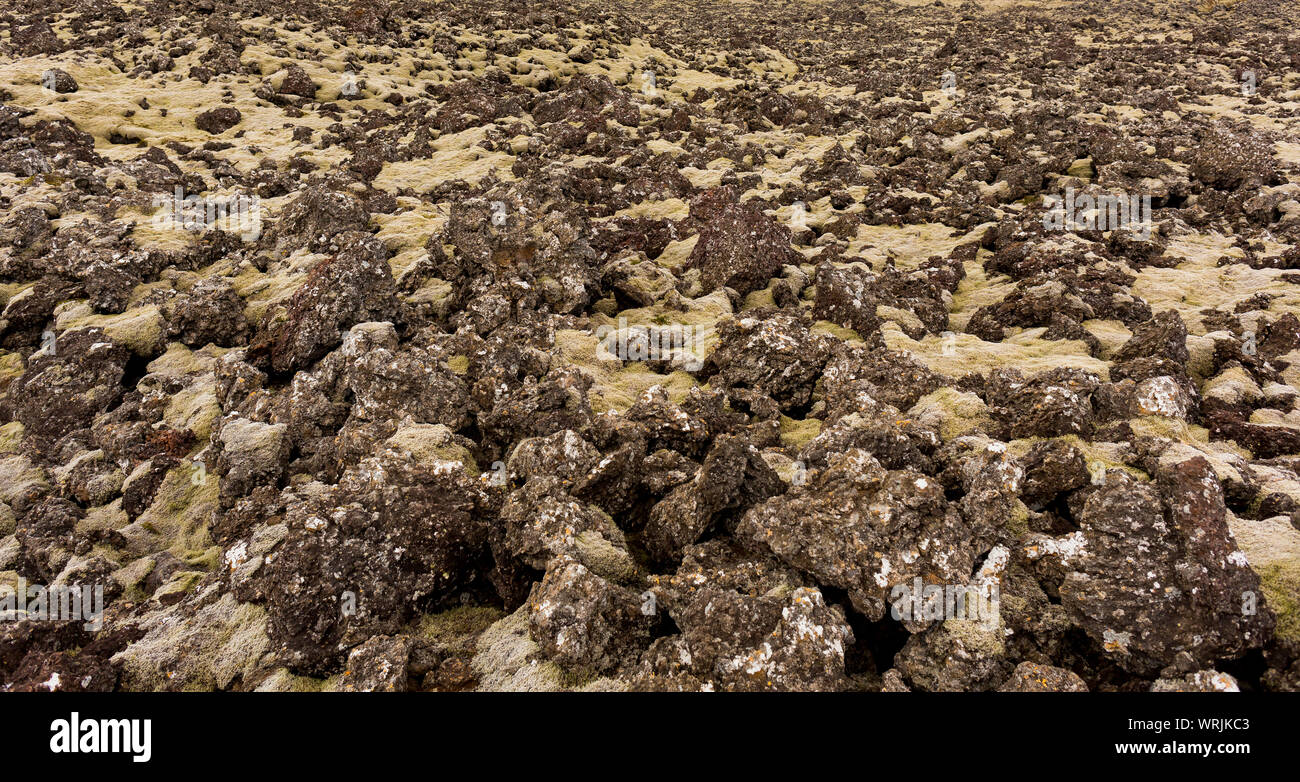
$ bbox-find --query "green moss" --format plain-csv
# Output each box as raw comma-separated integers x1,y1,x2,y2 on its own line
653,235,699,273
810,319,865,342
883,322,1109,381
1081,318,1132,360
741,286,776,311
605,289,732,329
146,343,226,377
1066,157,1095,180
153,570,206,603
909,387,991,441
406,279,454,316
418,605,505,642
111,557,156,603
385,423,480,475
128,466,218,561
165,388,221,444
1005,500,1032,538
0,422,24,454
76,500,129,537
1259,562,1300,642
0,351,25,387
253,668,327,692
55,302,165,356
0,455,49,507
558,665,599,689
591,297,619,317
943,614,1005,658
574,529,638,584
1010,434,1149,482
0,284,33,311
877,304,924,334
1226,515,1300,642
1131,416,1252,459
555,325,703,413
779,415,822,448
231,255,316,324
115,591,271,691
445,354,470,374
470,607,566,691
183,546,222,571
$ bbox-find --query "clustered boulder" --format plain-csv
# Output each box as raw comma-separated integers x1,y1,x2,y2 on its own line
1,0,1299,693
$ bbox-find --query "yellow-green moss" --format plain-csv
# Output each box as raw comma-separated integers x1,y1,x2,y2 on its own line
1259,563,1300,642
908,387,992,441
779,415,822,448
741,286,776,311
113,591,271,691
0,454,49,507
445,354,470,374
554,327,702,414
253,668,327,692
574,529,638,584
810,319,866,343
1009,434,1150,482
1228,514,1300,643
164,388,221,443
0,351,25,388
146,342,227,377
126,466,218,560
110,556,156,603
419,605,505,643
885,322,1109,380
153,570,206,604
1005,500,1032,538
0,422,24,454
1066,157,1095,180
385,423,480,475
76,500,129,537
55,302,165,356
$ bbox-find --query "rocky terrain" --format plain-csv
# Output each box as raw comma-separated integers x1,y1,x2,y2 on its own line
1,0,1299,692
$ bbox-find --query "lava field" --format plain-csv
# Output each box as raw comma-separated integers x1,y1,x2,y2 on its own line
1,0,1300,692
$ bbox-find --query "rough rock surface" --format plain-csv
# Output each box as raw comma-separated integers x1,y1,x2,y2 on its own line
2,0,1300,693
